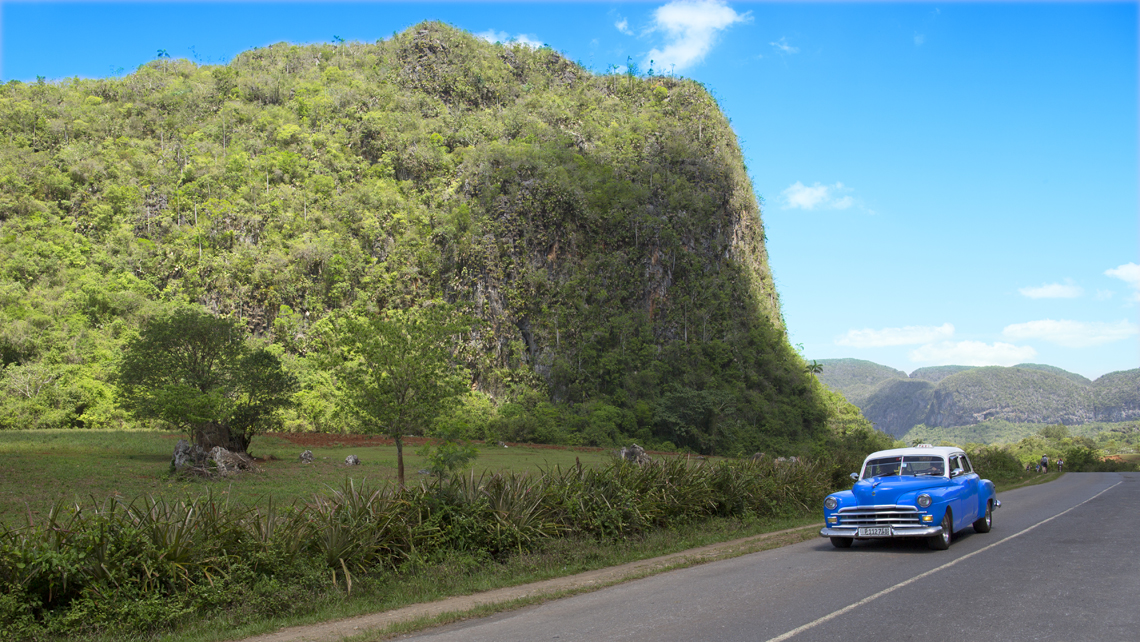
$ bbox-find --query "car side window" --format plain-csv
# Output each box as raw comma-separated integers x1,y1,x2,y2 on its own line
949,455,962,476
961,454,974,474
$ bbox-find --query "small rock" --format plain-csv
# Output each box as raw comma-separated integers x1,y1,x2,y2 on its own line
300,450,314,464
345,454,360,466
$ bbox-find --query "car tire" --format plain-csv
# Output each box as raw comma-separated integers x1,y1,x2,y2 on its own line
830,537,853,549
973,501,993,533
928,509,952,550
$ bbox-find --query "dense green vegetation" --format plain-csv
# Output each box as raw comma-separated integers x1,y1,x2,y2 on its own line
0,22,847,456
818,359,1140,439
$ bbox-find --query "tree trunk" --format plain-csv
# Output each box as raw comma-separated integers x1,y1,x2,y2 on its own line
192,421,247,454
395,435,405,489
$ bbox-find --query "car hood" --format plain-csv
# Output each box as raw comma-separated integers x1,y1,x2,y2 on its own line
853,477,949,505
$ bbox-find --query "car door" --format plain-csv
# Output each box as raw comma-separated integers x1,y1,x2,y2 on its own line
949,454,979,528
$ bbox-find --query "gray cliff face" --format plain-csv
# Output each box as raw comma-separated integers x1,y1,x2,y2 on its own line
922,383,1094,427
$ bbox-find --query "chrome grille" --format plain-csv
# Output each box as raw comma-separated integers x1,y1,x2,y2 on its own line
837,505,921,528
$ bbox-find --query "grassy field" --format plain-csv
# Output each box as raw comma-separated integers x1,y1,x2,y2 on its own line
0,430,633,526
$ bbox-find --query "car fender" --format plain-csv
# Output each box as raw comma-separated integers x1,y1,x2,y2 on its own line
978,479,998,516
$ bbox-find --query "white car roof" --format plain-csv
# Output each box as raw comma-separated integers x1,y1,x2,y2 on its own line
864,446,963,461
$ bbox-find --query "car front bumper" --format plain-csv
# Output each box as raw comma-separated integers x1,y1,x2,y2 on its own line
819,526,944,539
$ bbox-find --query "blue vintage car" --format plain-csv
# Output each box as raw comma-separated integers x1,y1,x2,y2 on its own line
820,445,1001,550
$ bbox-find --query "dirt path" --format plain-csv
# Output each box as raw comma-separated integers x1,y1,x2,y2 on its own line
237,525,819,642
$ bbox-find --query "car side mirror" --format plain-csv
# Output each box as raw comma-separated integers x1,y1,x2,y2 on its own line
950,467,964,478
849,472,859,481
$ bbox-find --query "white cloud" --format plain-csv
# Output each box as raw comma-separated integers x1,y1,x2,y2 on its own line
837,323,954,348
1106,262,1140,301
914,34,926,46
475,30,542,49
1095,289,1115,301
644,0,752,72
909,341,1037,367
1019,280,1083,299
781,181,855,211
615,18,633,35
770,37,798,54
1002,319,1139,348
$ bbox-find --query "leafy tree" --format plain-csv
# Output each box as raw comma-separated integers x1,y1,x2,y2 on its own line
116,308,297,453
335,303,474,487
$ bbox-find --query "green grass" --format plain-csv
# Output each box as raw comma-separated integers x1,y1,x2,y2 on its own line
0,430,623,526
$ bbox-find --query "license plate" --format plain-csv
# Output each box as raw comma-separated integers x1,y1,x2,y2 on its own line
858,527,892,537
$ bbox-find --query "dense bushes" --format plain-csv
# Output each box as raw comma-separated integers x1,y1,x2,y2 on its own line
0,456,834,640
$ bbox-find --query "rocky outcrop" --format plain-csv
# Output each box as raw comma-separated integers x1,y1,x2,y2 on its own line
171,439,257,476
619,444,651,465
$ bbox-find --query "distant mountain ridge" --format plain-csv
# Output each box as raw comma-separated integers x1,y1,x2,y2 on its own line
816,359,1140,437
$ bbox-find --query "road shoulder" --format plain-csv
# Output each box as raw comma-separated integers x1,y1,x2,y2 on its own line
237,524,820,642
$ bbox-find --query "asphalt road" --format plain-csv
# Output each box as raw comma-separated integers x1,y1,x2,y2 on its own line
397,472,1139,642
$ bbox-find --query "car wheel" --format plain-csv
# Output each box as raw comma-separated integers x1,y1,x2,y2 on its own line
830,537,853,549
973,501,993,533
928,509,952,550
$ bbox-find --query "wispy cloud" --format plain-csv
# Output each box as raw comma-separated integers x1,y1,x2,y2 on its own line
1002,319,1139,348
909,341,1037,367
914,34,926,46
644,0,751,72
781,181,855,211
1019,279,1083,299
475,30,543,49
770,37,798,54
836,323,954,348
615,18,633,35
1106,262,1140,301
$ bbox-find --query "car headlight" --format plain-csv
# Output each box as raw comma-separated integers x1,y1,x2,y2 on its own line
917,494,932,508
824,496,838,510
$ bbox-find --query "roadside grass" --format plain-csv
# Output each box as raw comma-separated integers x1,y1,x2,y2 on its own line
0,430,621,526
993,470,1063,493
126,515,820,642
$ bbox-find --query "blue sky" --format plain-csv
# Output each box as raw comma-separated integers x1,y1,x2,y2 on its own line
3,1,1137,380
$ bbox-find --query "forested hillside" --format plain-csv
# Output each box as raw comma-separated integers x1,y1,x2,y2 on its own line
0,23,845,455
817,358,1140,438
814,358,905,407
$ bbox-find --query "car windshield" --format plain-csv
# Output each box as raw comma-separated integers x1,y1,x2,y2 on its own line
863,455,945,478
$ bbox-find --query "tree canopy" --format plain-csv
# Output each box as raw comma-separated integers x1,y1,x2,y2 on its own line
335,303,474,486
116,308,297,452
